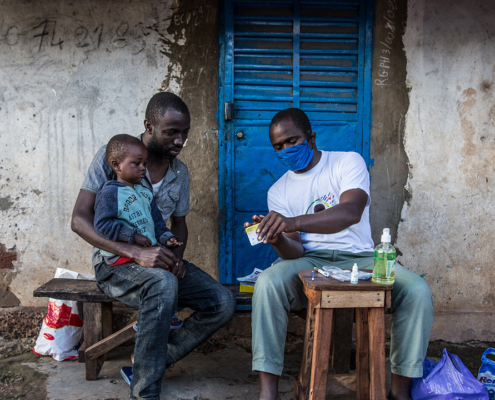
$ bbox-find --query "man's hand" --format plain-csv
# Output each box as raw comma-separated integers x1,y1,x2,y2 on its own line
254,211,298,244
170,259,187,280
133,246,178,270
134,233,152,247
244,214,304,259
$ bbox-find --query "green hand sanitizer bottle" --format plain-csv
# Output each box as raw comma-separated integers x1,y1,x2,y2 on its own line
372,228,396,284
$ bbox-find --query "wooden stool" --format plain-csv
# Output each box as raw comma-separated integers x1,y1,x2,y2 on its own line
294,270,393,400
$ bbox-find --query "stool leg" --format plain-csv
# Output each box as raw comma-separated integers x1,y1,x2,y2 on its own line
356,308,370,400
331,308,354,374
368,308,386,399
83,302,105,381
309,308,333,400
295,303,316,400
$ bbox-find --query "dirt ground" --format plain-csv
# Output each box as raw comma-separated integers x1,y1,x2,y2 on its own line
0,335,494,400
0,337,47,400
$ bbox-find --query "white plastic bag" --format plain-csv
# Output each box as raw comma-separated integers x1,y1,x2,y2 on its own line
322,266,372,282
33,268,95,361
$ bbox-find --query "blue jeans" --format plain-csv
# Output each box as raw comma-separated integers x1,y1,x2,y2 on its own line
94,259,236,400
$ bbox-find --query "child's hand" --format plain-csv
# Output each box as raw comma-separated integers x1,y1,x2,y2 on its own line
167,237,183,248
135,233,152,247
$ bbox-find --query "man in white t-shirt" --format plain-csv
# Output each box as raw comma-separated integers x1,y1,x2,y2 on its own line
246,108,433,400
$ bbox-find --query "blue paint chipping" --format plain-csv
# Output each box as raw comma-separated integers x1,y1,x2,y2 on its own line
446,265,452,269
420,273,427,278
437,277,444,284
218,0,375,284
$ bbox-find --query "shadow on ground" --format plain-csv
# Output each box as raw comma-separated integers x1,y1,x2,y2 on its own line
1,335,494,400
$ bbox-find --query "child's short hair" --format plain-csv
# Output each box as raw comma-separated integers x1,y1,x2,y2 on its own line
106,134,145,165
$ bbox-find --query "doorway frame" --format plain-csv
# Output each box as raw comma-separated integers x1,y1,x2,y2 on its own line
216,0,374,283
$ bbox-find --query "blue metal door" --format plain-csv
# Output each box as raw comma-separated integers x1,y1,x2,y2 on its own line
218,0,373,284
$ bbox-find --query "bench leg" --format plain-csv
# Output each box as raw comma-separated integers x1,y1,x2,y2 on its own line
101,303,113,361
295,303,316,400
77,302,86,363
368,307,386,400
309,308,333,400
356,308,370,400
78,341,87,363
331,308,354,374
84,302,112,380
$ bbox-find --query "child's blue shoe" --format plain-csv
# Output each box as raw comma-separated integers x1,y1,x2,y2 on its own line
120,366,133,386
170,314,183,330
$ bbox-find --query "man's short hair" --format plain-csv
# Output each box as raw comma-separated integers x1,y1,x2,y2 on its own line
270,108,312,137
145,92,189,126
106,134,145,164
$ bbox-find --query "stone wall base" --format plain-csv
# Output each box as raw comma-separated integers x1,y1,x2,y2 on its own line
2,306,491,343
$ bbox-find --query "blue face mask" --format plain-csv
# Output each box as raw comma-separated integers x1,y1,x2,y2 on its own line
275,140,314,171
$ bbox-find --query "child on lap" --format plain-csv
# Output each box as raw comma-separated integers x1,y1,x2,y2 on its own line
94,134,183,330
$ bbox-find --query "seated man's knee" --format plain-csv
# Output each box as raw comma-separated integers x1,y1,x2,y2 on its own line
143,268,179,300
217,287,236,324
254,263,288,294
399,275,433,310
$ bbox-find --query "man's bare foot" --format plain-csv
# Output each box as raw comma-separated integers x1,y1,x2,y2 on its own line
388,373,413,400
258,371,280,400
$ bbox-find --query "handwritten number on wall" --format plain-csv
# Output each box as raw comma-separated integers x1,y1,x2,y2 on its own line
33,20,64,51
5,26,20,46
173,5,212,26
94,24,103,48
4,5,213,52
74,27,89,48
112,22,129,48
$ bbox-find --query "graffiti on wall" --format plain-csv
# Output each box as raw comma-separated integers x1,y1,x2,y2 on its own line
0,4,213,54
375,0,397,87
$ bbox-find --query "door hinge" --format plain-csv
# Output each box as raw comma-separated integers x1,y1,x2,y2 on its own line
224,102,233,121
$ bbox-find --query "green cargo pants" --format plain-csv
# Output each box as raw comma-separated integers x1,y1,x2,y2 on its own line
251,250,433,378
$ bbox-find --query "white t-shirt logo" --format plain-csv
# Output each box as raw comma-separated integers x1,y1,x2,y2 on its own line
303,192,336,238
305,192,336,214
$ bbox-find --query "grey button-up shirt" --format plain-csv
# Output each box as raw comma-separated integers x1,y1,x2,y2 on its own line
81,134,190,265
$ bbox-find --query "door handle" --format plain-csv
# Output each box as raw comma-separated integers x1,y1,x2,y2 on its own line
236,131,244,139
225,102,233,121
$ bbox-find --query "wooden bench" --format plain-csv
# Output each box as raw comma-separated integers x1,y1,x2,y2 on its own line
33,278,253,380
33,278,354,382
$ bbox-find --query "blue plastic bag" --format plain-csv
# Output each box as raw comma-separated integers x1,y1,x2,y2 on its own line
478,348,495,399
411,348,489,400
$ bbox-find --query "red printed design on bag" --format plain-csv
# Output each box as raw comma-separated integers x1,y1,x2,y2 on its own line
43,333,55,340
44,302,72,329
69,313,84,327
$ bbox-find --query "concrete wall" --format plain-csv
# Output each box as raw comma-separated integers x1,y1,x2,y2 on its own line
397,0,495,341
369,0,409,244
0,0,219,307
2,0,494,344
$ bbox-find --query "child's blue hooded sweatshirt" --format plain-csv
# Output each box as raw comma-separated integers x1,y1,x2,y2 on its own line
94,180,177,265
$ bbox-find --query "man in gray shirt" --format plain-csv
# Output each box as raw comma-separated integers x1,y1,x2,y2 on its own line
71,92,236,400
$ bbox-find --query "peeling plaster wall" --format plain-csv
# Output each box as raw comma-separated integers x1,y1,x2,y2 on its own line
398,0,495,341
0,0,219,307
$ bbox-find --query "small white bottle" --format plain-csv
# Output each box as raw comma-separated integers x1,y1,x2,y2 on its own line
350,263,359,284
